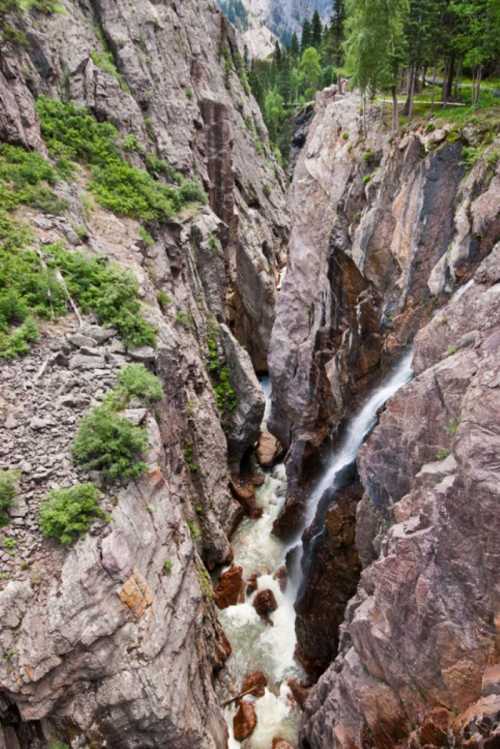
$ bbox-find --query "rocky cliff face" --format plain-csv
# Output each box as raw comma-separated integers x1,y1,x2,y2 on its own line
0,1,287,746
270,86,499,535
268,86,500,746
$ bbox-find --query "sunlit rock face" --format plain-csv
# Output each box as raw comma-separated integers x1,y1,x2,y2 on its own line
0,0,288,746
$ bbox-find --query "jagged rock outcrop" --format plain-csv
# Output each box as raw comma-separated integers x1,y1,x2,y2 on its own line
269,85,500,535
0,0,288,746
300,242,500,748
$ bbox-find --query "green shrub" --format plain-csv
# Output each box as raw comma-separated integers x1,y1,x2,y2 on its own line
207,330,237,416
163,559,172,575
0,144,66,215
363,174,371,185
39,483,106,544
157,290,172,309
138,226,154,247
91,49,119,79
117,363,163,403
36,97,205,221
436,447,450,461
0,240,156,357
0,470,19,527
73,404,148,482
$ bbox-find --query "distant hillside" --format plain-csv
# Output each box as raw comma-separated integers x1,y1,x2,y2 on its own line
217,0,332,51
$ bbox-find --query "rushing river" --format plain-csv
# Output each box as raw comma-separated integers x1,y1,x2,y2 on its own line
221,353,414,747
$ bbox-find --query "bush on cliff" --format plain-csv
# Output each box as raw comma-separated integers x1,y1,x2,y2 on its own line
39,483,107,544
72,404,148,482
0,238,156,358
36,97,206,221
0,470,19,527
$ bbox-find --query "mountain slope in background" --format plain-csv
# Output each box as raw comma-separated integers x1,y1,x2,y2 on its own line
218,0,332,54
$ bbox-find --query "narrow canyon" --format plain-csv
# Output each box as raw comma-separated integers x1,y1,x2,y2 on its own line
0,1,499,749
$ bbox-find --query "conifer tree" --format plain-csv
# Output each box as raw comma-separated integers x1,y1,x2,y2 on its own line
311,10,323,47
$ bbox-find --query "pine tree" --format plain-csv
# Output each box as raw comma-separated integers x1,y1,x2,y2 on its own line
301,19,312,51
331,0,346,65
311,10,323,48
290,32,300,57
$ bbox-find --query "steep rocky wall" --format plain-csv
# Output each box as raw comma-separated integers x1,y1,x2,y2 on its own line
0,0,288,746
301,241,500,748
269,86,499,535
267,86,500,747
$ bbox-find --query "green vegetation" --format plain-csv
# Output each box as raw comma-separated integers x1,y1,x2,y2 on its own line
0,470,19,527
36,97,206,221
183,443,199,474
0,238,156,358
345,0,500,132
3,537,17,553
0,0,61,45
73,364,162,483
163,559,173,575
138,226,154,247
157,290,172,309
196,563,213,599
0,143,67,215
188,519,201,540
206,327,237,416
39,483,106,544
73,405,148,482
116,363,163,404
436,447,451,460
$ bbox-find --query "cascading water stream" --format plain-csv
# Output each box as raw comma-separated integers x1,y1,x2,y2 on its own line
220,351,413,747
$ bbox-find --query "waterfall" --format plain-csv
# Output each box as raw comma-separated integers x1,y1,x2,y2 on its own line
220,351,413,747
291,349,414,573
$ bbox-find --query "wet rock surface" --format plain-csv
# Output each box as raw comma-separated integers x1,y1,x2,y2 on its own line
300,243,500,748
214,565,245,609
269,86,500,533
233,700,257,740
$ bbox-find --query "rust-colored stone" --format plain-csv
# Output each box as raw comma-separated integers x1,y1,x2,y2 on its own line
287,678,309,709
273,565,288,592
233,700,257,741
246,572,260,595
242,670,267,698
253,589,278,621
214,565,244,609
118,572,153,618
256,431,282,468
230,478,262,519
272,738,295,749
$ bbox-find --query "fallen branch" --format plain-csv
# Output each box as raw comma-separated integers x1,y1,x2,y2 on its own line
221,686,256,708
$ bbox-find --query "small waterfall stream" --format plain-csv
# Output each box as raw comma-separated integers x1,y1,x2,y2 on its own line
221,352,414,747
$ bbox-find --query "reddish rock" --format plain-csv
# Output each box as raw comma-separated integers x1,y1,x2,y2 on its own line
287,678,309,709
230,478,262,519
272,739,295,749
233,700,257,741
242,670,267,698
213,566,244,609
246,572,260,595
273,565,288,592
419,707,451,747
253,589,278,621
251,472,266,487
256,431,282,468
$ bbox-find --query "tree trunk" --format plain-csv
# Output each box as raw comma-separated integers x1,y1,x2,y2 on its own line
391,85,399,134
442,54,455,103
402,64,416,117
473,65,483,107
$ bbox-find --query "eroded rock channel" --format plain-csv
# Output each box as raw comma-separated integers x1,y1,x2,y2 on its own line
0,2,499,748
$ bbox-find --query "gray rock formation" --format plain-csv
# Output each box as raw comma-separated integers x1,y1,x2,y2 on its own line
0,0,287,746
269,86,500,534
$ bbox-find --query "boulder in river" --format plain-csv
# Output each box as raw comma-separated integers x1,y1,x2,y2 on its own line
233,700,257,741
246,572,260,595
272,739,295,749
256,431,283,468
230,478,262,519
253,588,278,621
273,565,288,592
242,671,267,698
214,565,244,609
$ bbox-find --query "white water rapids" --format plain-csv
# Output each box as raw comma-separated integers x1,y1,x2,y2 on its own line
221,352,414,747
